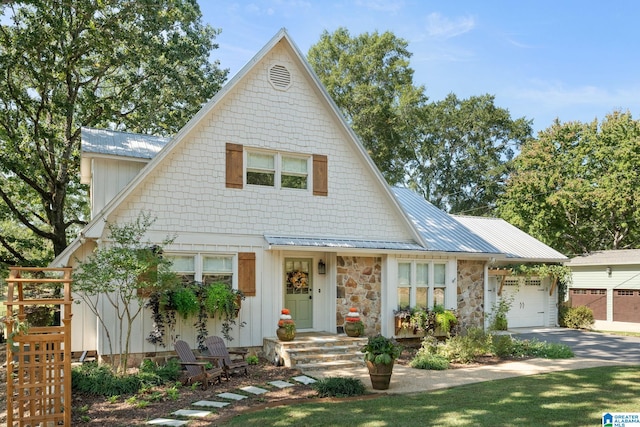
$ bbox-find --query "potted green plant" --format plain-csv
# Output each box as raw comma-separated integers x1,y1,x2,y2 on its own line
432,305,457,337
344,307,364,337
204,282,245,340
171,286,199,319
361,334,402,390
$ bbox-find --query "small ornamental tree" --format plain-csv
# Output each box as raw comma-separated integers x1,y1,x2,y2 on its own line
73,212,177,374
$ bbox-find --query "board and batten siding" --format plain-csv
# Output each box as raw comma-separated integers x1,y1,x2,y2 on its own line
90,158,147,218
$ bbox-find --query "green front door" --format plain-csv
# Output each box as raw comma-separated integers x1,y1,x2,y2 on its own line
284,258,313,329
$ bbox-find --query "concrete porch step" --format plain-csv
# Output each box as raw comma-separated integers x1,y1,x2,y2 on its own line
263,333,367,371
296,358,365,372
288,350,364,365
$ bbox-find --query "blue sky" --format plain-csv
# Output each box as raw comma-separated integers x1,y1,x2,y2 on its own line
200,1,640,134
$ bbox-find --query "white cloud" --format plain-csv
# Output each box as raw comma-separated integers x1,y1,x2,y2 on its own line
513,80,640,109
356,0,404,13
425,12,475,39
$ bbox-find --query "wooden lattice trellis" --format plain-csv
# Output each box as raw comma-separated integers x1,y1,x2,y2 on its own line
4,267,73,427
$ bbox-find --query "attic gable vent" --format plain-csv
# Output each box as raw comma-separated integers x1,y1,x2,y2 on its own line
268,64,291,90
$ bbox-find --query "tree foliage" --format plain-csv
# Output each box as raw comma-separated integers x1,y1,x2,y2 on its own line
0,0,227,266
307,27,428,185
497,110,640,255
307,29,532,214
72,212,177,374
408,94,532,214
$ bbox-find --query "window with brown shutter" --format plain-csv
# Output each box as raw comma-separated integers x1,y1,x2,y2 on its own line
313,154,328,196
226,143,243,188
238,252,256,297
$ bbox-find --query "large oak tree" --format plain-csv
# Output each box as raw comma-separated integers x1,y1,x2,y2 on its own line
308,27,429,185
308,29,532,215
497,110,640,255
0,0,227,266
408,94,532,215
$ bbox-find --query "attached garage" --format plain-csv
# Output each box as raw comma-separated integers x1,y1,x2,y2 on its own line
487,275,557,328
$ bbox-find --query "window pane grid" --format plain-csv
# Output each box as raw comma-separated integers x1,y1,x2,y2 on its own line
397,261,446,309
282,156,307,173
203,256,233,273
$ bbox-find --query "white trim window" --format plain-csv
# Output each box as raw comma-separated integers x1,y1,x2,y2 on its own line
246,150,309,190
167,254,235,286
398,261,447,309
203,256,233,286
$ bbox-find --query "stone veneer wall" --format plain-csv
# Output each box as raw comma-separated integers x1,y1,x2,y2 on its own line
336,256,382,335
457,260,485,332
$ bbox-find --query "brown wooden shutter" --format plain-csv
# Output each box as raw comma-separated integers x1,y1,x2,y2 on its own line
226,143,243,188
313,154,328,196
238,252,256,297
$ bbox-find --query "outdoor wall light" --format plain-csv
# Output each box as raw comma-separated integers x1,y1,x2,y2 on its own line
606,266,612,277
318,259,326,275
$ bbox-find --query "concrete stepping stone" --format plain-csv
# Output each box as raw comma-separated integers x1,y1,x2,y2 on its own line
147,418,188,426
269,380,294,388
217,392,248,400
292,375,317,385
192,400,230,408
240,385,269,395
172,409,211,418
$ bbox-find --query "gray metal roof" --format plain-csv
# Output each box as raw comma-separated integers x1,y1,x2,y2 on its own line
391,187,501,254
264,235,425,251
453,215,568,262
81,127,169,160
566,249,640,266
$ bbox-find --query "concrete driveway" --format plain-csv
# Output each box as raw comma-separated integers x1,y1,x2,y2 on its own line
510,327,640,363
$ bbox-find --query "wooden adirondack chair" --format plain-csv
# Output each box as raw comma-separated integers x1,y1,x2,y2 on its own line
174,340,223,389
205,335,249,380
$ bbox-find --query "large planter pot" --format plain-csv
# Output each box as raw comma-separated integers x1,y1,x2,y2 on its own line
344,321,363,337
276,326,295,341
366,360,394,390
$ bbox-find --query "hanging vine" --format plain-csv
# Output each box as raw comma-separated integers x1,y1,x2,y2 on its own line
146,280,245,350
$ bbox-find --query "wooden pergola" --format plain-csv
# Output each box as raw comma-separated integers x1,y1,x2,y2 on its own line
488,268,558,297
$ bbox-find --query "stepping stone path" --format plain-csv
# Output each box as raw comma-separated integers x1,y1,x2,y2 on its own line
146,375,317,426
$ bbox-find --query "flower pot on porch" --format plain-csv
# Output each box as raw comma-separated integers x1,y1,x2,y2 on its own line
366,360,394,390
276,326,295,341
344,321,363,337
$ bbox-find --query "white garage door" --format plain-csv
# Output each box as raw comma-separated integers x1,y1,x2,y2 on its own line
502,278,546,328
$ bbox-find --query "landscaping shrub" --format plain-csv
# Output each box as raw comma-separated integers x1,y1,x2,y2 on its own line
138,358,181,385
72,363,142,396
312,377,366,397
410,353,450,370
437,328,492,363
561,305,595,329
491,334,515,358
508,338,574,359
72,359,182,396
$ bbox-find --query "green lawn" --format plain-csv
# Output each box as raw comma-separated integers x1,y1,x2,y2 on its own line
222,366,640,426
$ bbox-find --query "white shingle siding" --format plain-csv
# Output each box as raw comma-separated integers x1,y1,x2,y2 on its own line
113,43,412,242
